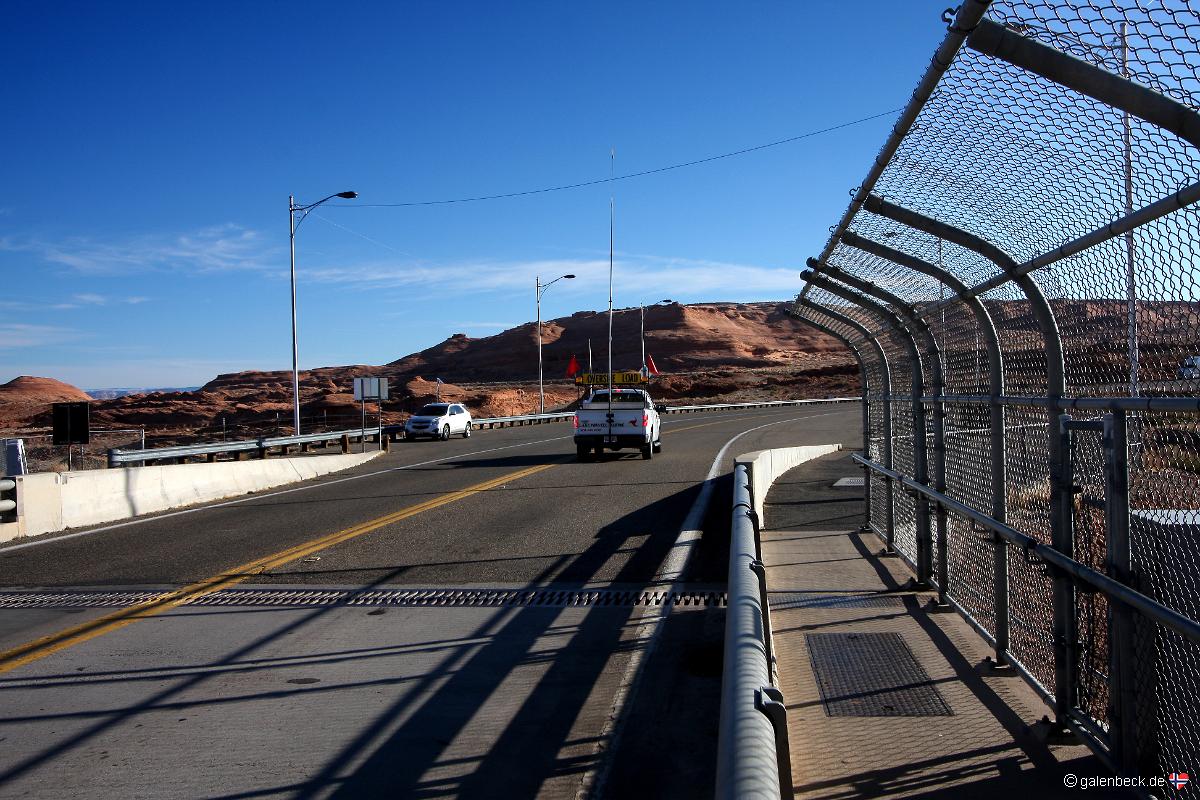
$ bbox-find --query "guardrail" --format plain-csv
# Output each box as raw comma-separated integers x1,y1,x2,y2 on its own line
0,477,15,516
717,462,787,799
104,398,861,467
107,430,365,467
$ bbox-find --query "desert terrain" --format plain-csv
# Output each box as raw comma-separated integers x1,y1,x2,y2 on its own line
0,302,858,467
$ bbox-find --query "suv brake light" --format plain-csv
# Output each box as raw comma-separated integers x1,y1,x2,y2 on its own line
572,415,579,429
642,413,649,427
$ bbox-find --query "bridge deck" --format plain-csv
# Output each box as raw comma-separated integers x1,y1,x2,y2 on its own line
762,450,1123,799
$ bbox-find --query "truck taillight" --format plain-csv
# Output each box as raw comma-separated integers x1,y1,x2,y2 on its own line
573,415,579,428
642,413,649,427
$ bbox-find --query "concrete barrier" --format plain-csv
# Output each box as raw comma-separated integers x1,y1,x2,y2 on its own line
0,450,382,543
735,444,842,523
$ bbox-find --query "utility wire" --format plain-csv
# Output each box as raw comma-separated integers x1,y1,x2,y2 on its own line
310,212,419,257
331,107,903,209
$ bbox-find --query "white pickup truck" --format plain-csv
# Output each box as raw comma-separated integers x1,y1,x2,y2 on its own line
573,388,664,460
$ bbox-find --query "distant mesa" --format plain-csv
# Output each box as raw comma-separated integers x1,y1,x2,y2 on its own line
87,386,201,400
1,301,861,436
0,376,91,406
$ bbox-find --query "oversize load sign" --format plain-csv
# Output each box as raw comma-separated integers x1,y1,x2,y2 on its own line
574,371,647,386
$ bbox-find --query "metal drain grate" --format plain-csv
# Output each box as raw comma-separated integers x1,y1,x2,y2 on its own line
806,632,952,717
0,588,727,610
769,592,904,610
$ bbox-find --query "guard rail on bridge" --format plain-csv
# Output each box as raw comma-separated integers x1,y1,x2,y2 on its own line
104,398,858,467
791,0,1200,787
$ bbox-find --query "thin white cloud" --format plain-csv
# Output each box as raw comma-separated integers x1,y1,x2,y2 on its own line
0,323,82,349
8,293,154,311
304,254,801,302
0,225,279,276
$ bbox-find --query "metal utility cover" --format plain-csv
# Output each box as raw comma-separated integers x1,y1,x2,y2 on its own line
806,632,952,716
833,476,864,488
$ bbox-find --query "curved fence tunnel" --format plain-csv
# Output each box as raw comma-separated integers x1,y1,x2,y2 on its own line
792,0,1200,783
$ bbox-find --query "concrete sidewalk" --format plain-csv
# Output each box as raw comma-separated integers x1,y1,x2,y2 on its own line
762,450,1122,799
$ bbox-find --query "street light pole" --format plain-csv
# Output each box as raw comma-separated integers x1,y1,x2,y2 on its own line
289,190,357,435
536,273,575,413
289,195,299,436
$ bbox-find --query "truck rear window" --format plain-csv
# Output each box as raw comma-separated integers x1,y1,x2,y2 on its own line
589,392,646,405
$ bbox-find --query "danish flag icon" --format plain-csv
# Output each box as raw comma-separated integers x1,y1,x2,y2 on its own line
1170,772,1190,790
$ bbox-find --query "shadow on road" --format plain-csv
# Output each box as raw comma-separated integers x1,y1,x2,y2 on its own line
0,457,730,800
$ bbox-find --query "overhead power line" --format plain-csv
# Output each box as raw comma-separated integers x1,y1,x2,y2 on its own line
332,107,903,209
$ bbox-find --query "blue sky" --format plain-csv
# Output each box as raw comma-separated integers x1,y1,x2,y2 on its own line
1,1,949,390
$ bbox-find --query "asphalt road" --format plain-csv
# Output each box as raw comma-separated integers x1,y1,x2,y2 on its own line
0,403,862,800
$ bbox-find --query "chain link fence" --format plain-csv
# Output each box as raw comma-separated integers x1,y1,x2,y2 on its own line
794,0,1200,791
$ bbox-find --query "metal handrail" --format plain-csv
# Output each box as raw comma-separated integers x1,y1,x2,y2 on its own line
852,453,1200,646
717,463,785,799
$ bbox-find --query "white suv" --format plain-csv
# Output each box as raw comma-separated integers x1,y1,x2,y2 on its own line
403,403,472,441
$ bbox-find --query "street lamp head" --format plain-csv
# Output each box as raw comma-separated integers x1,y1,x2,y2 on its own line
337,191,358,199
563,274,576,279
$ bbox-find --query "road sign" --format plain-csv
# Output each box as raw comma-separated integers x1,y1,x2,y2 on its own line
52,402,90,445
353,377,389,401
574,371,647,386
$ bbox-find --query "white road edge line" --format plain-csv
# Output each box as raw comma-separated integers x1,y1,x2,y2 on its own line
0,406,841,555
578,409,849,799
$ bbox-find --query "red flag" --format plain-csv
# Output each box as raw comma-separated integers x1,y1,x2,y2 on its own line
645,354,660,376
566,354,580,377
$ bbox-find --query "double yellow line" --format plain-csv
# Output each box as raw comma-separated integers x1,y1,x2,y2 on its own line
0,462,555,675
0,408,798,674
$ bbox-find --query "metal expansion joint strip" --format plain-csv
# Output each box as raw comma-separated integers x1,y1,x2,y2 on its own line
0,588,728,609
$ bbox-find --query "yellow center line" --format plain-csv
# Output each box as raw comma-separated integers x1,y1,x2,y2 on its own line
0,462,557,675
0,408,810,673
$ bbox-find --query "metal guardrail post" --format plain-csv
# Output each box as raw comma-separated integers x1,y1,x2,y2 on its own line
805,267,939,586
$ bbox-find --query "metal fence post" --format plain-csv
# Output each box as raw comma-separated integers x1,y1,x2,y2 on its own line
1053,414,1079,729
1103,411,1138,776
844,229,1012,614
858,199,1068,695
